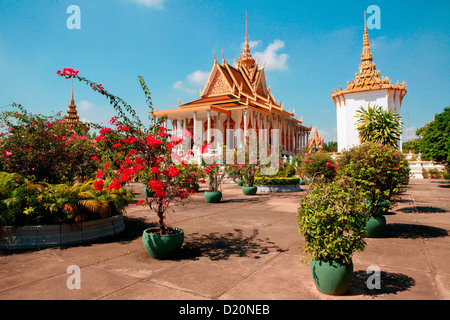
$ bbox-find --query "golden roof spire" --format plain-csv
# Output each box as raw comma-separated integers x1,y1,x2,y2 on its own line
363,10,369,47
361,10,373,64
238,13,255,70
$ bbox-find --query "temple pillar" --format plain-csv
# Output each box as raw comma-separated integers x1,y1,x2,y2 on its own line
207,110,211,144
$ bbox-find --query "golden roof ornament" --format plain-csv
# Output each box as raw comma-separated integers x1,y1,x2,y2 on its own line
237,14,256,70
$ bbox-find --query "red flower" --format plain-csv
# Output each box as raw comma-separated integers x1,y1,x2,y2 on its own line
94,180,104,191
145,134,163,148
124,136,136,144
151,167,160,174
201,143,211,154
109,179,122,192
136,200,145,206
91,155,99,161
109,116,120,124
100,127,112,135
168,166,179,178
96,170,106,179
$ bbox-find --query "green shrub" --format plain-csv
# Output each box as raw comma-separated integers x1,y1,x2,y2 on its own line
0,172,134,227
443,173,450,180
254,176,300,185
297,177,368,264
0,105,99,184
300,151,337,181
337,142,410,216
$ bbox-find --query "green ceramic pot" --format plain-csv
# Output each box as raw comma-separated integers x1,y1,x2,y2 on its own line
142,227,184,259
144,187,154,198
311,259,353,295
242,186,257,195
236,179,244,186
365,215,387,238
204,191,222,203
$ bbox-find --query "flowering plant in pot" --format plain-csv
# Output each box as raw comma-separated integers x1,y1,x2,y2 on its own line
297,176,368,295
201,148,226,203
57,68,195,259
337,142,410,237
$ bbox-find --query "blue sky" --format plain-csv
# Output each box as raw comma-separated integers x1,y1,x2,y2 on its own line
0,0,448,142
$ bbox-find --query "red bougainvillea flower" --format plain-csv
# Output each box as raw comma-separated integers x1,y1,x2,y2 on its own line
91,155,100,161
94,179,104,191
201,143,211,154
145,134,163,148
168,166,180,178
170,136,183,145
109,178,122,192
109,116,120,124
96,170,106,179
57,68,79,79
100,127,112,135
136,200,145,206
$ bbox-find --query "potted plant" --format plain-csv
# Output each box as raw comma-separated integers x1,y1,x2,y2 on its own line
203,161,226,203
338,142,410,238
241,163,258,195
297,177,368,295
227,164,244,186
58,68,195,259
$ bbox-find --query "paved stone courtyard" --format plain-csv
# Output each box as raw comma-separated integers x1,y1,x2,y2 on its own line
0,179,449,301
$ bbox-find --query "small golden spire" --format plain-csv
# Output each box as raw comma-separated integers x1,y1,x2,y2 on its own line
237,13,255,70
363,10,370,48
361,10,373,65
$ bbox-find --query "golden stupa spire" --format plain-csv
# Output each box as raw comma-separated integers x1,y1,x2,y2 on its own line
361,10,373,65
237,13,255,70
65,79,79,123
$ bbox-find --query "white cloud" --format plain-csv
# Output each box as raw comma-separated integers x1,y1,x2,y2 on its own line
317,127,337,143
248,40,261,50
128,0,164,9
77,100,95,112
173,70,209,94
254,39,289,71
187,70,209,86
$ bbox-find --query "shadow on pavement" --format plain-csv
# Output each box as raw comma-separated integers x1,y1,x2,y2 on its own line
347,270,416,296
173,228,287,261
381,223,448,239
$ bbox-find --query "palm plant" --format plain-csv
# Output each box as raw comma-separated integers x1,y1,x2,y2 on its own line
355,105,402,148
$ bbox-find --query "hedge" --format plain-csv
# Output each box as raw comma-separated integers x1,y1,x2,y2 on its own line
254,176,300,186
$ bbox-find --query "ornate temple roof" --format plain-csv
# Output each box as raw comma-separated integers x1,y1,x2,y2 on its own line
332,12,407,107
154,18,309,130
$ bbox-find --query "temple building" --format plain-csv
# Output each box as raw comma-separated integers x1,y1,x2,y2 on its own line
62,84,89,132
331,12,407,152
154,22,312,158
64,87,80,124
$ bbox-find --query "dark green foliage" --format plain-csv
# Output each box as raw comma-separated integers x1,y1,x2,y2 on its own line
417,106,450,170
337,142,410,216
297,177,368,264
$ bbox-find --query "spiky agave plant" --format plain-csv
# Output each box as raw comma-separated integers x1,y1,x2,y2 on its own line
355,105,402,148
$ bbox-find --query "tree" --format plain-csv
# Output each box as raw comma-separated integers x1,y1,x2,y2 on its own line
355,105,402,148
417,106,450,170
